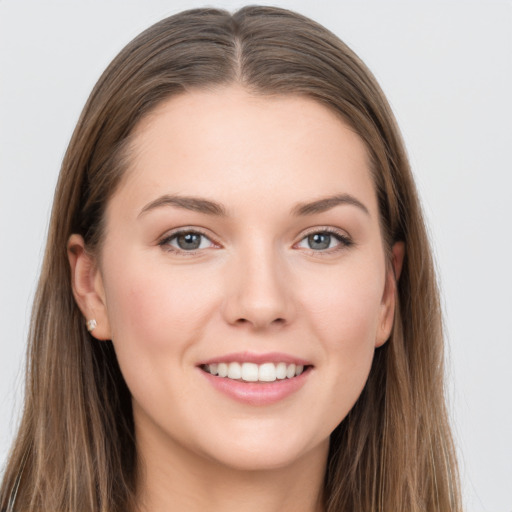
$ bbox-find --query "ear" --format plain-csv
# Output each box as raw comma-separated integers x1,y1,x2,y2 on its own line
375,241,405,347
67,234,111,340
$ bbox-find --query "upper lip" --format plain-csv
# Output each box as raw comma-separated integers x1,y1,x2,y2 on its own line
198,351,312,366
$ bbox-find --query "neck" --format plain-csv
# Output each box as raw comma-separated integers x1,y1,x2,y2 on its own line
135,427,327,512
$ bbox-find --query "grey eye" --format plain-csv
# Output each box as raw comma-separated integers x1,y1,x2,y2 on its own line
307,233,332,250
163,231,214,251
296,230,351,252
176,232,203,250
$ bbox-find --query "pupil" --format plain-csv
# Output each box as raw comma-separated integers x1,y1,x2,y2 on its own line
308,233,330,250
177,233,201,250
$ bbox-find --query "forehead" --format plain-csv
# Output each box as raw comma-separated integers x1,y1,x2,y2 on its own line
111,86,378,219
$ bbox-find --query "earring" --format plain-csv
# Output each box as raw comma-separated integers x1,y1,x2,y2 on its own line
86,319,97,332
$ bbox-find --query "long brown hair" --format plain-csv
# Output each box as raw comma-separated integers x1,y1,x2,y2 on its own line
1,6,461,511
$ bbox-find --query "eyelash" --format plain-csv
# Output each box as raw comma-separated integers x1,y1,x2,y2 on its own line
158,227,353,256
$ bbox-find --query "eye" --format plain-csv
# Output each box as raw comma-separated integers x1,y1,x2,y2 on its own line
296,229,352,252
160,230,215,253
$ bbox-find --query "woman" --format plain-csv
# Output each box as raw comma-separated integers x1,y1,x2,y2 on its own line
0,6,461,512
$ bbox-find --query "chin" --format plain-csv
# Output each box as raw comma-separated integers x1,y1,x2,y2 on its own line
194,425,330,473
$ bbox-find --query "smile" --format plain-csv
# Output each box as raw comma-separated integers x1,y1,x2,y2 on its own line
202,362,307,382
198,352,313,405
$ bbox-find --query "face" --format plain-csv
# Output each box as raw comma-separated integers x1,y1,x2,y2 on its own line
71,86,399,473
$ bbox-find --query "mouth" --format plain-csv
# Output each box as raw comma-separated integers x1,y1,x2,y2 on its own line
197,352,313,405
200,362,312,382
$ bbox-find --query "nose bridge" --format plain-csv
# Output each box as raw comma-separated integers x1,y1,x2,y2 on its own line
223,236,294,329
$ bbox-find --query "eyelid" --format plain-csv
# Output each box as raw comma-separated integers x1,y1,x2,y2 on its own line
299,226,350,238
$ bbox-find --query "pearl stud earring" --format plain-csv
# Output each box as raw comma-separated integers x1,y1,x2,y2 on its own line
86,319,97,332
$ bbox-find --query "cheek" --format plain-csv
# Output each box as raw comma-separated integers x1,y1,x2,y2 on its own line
300,260,384,348
100,255,223,428
297,257,385,413
102,253,220,355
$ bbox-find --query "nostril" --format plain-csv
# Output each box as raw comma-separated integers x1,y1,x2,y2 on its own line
234,317,286,328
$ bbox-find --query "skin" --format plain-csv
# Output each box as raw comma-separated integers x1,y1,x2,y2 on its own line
68,86,404,512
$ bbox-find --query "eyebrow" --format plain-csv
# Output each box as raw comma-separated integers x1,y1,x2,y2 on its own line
291,194,370,217
138,194,227,218
138,193,369,219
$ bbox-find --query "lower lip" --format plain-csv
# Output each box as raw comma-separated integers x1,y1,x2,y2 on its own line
199,367,311,406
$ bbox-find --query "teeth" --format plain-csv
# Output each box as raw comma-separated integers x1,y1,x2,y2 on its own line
218,363,228,378
227,362,242,379
259,362,276,382
204,362,307,382
276,362,287,380
242,362,259,382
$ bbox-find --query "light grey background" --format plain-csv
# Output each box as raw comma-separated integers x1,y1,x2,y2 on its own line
1,1,511,510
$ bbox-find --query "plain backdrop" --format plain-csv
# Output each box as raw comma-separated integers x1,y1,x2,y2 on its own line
0,1,511,510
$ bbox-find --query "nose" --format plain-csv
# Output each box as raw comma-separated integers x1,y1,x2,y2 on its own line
221,243,295,331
